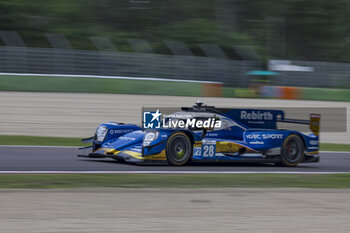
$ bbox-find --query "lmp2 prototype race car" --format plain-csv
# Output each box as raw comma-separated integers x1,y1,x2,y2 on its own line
78,102,320,167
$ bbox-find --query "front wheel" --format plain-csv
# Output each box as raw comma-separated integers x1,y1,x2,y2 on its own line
279,135,304,167
166,132,192,166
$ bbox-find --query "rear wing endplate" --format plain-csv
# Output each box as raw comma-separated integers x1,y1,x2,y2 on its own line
277,114,320,136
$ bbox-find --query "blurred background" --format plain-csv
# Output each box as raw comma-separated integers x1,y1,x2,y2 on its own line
0,0,349,141
1,3,350,233
1,0,350,96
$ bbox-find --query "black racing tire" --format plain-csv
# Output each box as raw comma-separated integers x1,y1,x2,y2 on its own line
279,134,305,167
166,132,192,166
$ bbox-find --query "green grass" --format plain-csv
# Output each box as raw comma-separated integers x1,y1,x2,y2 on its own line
0,135,84,147
320,143,350,151
1,135,350,151
3,75,350,101
0,174,350,189
303,87,350,102
223,87,257,98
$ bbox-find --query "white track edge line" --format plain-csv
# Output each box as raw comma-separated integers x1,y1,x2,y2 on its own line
0,171,349,174
0,145,349,153
320,151,350,153
0,145,79,148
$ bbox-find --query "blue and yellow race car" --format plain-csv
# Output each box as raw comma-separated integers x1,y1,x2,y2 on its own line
78,102,320,167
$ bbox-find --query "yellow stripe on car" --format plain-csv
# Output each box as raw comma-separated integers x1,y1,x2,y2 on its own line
143,149,167,160
216,141,255,153
97,147,166,161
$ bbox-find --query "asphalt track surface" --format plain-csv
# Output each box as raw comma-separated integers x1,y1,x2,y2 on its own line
0,146,349,172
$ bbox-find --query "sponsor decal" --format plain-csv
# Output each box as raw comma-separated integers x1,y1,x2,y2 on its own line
246,133,283,140
249,141,264,145
109,129,133,134
240,111,273,120
206,133,219,137
119,136,136,141
193,147,201,156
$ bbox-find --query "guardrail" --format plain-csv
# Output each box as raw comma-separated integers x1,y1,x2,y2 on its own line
1,46,350,88
0,46,256,87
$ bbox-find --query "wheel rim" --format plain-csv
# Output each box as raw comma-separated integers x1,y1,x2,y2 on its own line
174,142,185,159
285,139,301,163
169,136,190,163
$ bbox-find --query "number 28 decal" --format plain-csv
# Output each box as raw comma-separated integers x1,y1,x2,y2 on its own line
202,144,216,157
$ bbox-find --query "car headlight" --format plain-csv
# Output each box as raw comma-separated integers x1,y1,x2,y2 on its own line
95,126,108,142
143,131,159,147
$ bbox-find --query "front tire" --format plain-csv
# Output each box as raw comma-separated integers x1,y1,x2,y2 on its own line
279,135,304,167
166,132,192,166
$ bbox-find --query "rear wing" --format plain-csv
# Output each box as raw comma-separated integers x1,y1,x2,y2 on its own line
277,114,321,136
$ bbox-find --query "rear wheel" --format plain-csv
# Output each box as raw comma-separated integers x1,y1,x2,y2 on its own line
279,135,304,167
166,132,192,166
